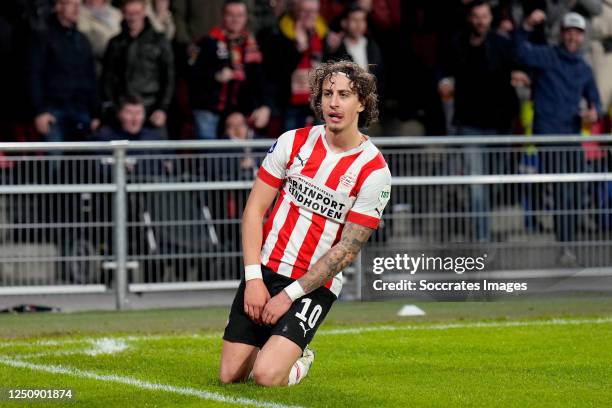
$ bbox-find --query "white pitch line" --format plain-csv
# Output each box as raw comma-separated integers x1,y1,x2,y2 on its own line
0,356,303,408
13,338,130,359
1,316,611,349
0,333,217,349
84,338,128,356
318,316,612,335
13,349,90,360
0,317,611,407
0,338,84,349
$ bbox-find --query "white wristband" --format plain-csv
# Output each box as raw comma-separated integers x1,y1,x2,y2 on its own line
284,281,305,301
244,264,262,281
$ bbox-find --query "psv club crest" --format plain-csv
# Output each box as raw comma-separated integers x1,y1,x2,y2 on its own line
339,172,357,189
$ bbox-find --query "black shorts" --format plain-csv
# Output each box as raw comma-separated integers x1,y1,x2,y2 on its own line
223,265,336,351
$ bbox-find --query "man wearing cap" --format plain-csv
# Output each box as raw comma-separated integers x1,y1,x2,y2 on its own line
515,10,602,265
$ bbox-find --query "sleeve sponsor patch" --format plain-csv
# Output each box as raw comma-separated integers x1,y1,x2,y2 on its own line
376,185,391,215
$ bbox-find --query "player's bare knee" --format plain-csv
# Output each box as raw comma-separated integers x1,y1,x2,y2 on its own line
219,364,244,384
218,369,235,384
220,371,248,384
252,366,286,387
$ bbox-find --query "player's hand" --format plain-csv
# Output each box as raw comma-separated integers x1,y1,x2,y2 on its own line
34,112,56,135
525,10,546,30
261,291,292,326
244,279,270,324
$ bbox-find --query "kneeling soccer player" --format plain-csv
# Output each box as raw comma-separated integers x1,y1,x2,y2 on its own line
219,60,392,387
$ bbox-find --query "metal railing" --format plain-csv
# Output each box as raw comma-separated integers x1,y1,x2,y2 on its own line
0,135,611,307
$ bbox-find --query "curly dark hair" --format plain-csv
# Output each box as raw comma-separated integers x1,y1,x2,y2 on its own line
309,60,379,128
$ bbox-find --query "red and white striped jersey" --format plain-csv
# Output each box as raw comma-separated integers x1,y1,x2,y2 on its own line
256,125,392,296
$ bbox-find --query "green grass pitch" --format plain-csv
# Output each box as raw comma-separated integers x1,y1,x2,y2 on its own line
0,295,611,407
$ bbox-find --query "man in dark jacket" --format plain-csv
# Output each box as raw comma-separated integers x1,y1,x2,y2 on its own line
516,10,602,264
188,0,269,139
97,94,163,142
324,5,384,93
27,0,99,142
438,0,521,242
172,0,256,48
96,93,167,177
439,0,520,135
516,10,601,135
102,0,174,129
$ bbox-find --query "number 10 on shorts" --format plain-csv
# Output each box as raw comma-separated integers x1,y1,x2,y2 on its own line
294,298,322,333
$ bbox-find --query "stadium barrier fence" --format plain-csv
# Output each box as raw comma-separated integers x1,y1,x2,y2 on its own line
0,136,610,307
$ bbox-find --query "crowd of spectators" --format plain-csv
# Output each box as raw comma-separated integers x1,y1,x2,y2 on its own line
1,0,611,263
0,0,610,142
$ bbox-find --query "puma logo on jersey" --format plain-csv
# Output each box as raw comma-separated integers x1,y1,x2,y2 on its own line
296,153,307,167
268,141,278,154
299,322,311,337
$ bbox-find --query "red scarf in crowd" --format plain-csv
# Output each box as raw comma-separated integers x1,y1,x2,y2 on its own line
208,27,262,111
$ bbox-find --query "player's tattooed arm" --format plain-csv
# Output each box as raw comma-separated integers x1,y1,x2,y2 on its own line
297,222,374,294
